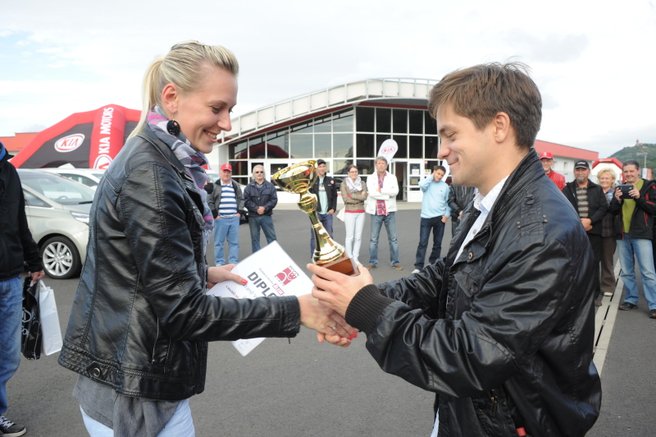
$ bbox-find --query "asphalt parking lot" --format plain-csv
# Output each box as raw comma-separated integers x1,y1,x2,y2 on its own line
8,207,656,436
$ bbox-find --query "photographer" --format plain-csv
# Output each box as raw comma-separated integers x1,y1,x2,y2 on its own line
609,160,656,318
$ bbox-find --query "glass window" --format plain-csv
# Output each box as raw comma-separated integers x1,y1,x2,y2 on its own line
23,190,50,208
229,141,248,160
333,111,354,132
289,133,313,158
333,133,354,158
315,134,331,158
392,109,407,133
266,132,289,159
332,159,351,177
409,136,423,158
409,110,423,134
314,117,331,133
230,161,248,176
376,108,391,132
249,136,266,159
425,136,439,160
356,134,374,158
233,176,248,186
393,135,407,159
356,107,374,132
425,112,437,135
291,122,313,134
356,159,375,176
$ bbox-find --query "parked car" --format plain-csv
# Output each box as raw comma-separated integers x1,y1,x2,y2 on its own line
18,169,94,279
41,167,105,190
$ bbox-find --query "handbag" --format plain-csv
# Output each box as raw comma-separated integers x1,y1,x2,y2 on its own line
336,207,346,222
38,280,63,356
21,278,42,360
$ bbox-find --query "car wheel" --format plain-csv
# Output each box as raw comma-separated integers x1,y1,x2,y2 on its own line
40,236,81,279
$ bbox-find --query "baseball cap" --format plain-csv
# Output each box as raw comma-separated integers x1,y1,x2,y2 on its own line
538,151,553,160
574,160,590,169
316,159,326,166
220,163,232,172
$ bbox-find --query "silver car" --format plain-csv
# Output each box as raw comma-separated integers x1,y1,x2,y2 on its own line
18,169,93,279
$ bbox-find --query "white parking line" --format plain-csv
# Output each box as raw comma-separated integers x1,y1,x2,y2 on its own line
592,261,622,375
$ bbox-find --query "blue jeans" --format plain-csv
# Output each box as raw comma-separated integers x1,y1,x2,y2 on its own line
414,216,446,269
310,213,334,258
248,214,277,252
618,236,656,310
213,215,240,265
368,212,400,266
80,399,195,436
0,276,22,415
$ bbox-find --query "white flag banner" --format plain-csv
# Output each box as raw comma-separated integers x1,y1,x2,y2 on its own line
207,241,312,356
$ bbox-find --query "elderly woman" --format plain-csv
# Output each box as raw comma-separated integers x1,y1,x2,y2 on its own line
58,41,353,437
598,167,620,297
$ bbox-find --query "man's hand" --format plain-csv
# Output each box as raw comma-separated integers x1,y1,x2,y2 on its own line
441,215,448,224
327,209,335,215
30,270,45,283
580,218,592,232
207,265,248,289
257,206,265,215
298,294,357,347
308,263,374,317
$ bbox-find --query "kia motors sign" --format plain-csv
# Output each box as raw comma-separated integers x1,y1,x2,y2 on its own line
11,104,141,169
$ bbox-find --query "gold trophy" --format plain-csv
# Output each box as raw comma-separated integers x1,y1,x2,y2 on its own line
272,160,358,275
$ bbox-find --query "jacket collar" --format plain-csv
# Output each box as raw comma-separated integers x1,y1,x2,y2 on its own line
137,127,189,180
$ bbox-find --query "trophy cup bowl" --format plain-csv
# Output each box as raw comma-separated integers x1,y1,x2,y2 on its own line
272,160,358,275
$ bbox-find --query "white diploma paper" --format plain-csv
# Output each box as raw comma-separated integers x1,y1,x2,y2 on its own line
207,241,312,356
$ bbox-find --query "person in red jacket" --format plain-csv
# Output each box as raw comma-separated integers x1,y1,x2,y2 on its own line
539,151,566,189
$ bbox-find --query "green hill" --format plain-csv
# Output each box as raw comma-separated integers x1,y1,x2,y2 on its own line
611,143,656,170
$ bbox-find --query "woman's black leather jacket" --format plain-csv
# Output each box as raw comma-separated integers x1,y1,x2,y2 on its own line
58,127,300,401
346,151,601,436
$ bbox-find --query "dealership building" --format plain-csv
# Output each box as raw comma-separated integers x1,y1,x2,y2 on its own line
209,77,599,202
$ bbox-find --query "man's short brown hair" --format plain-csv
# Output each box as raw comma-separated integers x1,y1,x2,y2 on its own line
428,62,542,149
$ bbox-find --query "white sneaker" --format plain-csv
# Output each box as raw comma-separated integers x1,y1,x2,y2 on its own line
412,269,420,274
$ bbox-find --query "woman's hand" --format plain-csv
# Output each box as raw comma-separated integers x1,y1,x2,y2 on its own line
207,264,248,289
298,294,357,347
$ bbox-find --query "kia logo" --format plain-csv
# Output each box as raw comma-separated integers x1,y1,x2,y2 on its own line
93,155,113,170
54,133,85,153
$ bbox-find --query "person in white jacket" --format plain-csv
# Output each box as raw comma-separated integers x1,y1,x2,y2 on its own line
365,156,403,270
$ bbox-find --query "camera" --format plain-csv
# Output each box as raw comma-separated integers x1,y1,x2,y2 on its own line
618,184,633,199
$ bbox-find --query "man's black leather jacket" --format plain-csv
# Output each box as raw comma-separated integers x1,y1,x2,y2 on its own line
58,127,300,401
346,151,601,436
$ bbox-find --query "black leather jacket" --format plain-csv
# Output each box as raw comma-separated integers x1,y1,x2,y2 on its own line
58,127,300,401
345,151,601,436
309,174,338,213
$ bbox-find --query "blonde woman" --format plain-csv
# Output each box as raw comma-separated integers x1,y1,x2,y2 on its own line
340,164,368,264
598,168,620,296
58,41,353,436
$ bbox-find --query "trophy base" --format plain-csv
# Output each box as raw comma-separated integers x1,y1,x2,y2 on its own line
319,254,359,276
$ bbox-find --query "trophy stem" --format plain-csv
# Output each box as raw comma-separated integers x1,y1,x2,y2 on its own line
298,193,344,264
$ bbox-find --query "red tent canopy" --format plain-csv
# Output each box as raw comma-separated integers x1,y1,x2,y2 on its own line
11,104,141,169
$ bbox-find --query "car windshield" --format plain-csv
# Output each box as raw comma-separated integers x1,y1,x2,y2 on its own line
19,170,95,205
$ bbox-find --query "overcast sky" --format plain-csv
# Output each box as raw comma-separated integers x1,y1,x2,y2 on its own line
2,0,655,157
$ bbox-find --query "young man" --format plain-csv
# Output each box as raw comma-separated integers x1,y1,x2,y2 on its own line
310,63,601,436
562,160,608,305
209,163,243,266
1,141,44,437
609,160,656,318
243,165,278,252
539,151,566,190
365,156,402,271
308,159,338,258
413,165,450,273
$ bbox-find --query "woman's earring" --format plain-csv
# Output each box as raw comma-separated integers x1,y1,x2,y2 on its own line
167,120,181,136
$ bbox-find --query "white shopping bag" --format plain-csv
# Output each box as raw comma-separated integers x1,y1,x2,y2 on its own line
336,207,346,222
38,281,63,356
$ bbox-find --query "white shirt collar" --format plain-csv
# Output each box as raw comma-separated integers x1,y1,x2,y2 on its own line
474,176,509,215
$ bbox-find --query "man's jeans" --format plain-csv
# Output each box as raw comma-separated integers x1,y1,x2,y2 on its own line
310,213,334,258
80,399,195,436
213,215,240,265
248,214,277,252
0,276,22,415
368,212,400,266
618,236,656,310
414,216,446,269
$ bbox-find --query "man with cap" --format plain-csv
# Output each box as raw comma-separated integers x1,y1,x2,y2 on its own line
308,159,338,258
208,163,243,265
539,151,566,190
562,160,608,305
1,141,45,437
